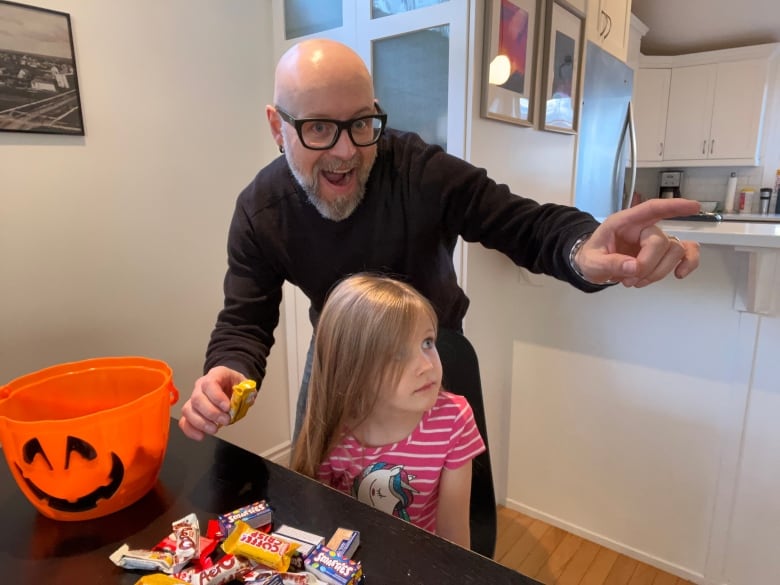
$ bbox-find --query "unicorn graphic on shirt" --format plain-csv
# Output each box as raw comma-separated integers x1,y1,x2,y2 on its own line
352,462,417,521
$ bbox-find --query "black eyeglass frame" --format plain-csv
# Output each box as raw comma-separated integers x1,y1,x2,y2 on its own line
275,103,387,150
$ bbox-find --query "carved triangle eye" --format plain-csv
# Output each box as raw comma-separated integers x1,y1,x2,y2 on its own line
22,438,53,470
65,436,97,469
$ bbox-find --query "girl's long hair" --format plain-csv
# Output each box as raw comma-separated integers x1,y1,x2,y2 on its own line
291,273,438,477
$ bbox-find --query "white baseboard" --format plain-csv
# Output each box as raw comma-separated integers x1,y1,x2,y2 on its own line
504,498,712,585
261,441,292,467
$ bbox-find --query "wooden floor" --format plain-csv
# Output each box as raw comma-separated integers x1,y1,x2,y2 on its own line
495,506,696,585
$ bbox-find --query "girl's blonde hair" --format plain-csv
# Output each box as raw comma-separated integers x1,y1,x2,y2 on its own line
291,273,438,477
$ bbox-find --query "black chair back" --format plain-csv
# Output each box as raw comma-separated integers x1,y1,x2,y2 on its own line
436,328,497,559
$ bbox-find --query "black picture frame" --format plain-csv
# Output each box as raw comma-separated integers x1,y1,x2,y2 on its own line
0,0,85,135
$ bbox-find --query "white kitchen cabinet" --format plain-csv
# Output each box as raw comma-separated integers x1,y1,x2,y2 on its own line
664,59,768,162
662,64,715,161
637,43,778,167
634,67,670,162
587,0,633,62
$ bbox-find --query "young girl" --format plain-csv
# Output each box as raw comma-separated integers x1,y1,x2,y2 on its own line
291,274,486,548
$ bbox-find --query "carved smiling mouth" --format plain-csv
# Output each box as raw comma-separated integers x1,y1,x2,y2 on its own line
14,436,125,513
17,453,125,513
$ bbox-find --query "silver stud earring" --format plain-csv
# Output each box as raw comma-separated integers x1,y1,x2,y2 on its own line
278,145,284,154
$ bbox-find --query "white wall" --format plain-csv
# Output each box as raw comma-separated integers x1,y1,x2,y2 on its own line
0,0,291,455
463,1,580,505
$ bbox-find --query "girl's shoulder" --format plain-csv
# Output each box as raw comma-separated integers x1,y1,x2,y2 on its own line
431,390,475,420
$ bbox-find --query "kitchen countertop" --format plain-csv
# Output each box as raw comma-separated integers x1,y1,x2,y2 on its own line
720,212,780,223
660,219,780,248
659,218,780,316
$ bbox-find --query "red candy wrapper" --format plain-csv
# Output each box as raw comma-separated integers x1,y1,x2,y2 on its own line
171,513,199,572
174,554,251,585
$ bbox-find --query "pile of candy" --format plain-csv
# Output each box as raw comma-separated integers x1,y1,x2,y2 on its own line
110,500,363,585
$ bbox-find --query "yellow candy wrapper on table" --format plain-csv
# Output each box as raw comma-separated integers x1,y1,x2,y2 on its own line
229,379,257,424
134,575,188,585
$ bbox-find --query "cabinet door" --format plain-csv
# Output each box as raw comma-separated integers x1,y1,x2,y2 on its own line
600,0,631,62
663,64,716,161
634,67,670,162
708,58,768,160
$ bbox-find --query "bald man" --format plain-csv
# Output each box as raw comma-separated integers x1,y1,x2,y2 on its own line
179,39,701,442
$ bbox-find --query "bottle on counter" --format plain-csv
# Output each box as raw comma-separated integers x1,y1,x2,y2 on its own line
724,171,738,213
738,187,756,214
760,188,772,215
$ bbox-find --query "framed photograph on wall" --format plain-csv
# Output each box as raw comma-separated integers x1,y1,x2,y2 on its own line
540,0,583,133
0,0,85,135
480,0,540,127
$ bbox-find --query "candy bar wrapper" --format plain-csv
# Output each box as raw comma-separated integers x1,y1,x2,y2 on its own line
229,379,257,424
272,525,325,572
304,544,362,585
222,520,299,572
218,500,273,537
325,528,360,560
242,570,317,585
174,554,251,585
133,574,188,585
242,572,286,585
154,523,216,572
171,512,200,572
110,543,174,573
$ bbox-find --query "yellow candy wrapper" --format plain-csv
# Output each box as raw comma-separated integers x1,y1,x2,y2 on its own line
222,520,299,572
134,575,187,585
229,379,257,424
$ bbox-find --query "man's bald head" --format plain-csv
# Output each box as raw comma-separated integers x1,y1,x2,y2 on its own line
273,39,375,113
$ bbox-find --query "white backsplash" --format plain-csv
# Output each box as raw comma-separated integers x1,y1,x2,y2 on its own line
635,166,776,213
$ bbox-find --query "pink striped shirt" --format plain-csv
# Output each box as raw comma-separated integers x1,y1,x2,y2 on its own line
316,391,486,535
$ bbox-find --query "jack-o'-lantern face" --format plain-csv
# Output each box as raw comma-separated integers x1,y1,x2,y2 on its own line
14,435,125,513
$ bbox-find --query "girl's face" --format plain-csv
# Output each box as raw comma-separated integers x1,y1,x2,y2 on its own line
378,314,442,416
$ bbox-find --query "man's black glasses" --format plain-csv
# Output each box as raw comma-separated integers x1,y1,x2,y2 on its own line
275,104,387,150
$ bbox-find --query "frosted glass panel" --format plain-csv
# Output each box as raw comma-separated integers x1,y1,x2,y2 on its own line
373,26,449,149
284,0,342,39
372,0,448,18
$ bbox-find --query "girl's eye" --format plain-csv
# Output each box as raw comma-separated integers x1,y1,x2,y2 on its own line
422,338,435,350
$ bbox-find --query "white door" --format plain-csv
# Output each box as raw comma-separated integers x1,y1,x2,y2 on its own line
708,58,768,160
274,0,470,434
663,64,716,161
634,67,670,162
599,0,631,63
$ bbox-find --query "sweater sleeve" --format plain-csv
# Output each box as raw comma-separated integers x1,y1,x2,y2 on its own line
399,133,607,292
203,192,285,383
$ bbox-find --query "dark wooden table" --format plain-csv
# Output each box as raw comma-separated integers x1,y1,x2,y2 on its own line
0,419,540,584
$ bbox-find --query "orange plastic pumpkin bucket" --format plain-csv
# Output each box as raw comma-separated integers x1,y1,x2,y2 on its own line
0,357,179,521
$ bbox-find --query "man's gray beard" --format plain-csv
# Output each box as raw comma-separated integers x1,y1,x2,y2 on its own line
294,167,366,221
283,143,372,222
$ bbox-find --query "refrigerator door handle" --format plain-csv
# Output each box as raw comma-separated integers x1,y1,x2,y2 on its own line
625,101,637,209
617,102,637,210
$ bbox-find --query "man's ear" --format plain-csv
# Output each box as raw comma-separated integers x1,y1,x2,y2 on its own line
266,105,283,147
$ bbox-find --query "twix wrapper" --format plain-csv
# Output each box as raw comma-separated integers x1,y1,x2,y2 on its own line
229,379,257,424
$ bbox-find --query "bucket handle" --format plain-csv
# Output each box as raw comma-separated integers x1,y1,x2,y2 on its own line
168,381,179,405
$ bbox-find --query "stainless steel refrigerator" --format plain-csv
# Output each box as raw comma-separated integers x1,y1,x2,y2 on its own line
574,41,636,218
